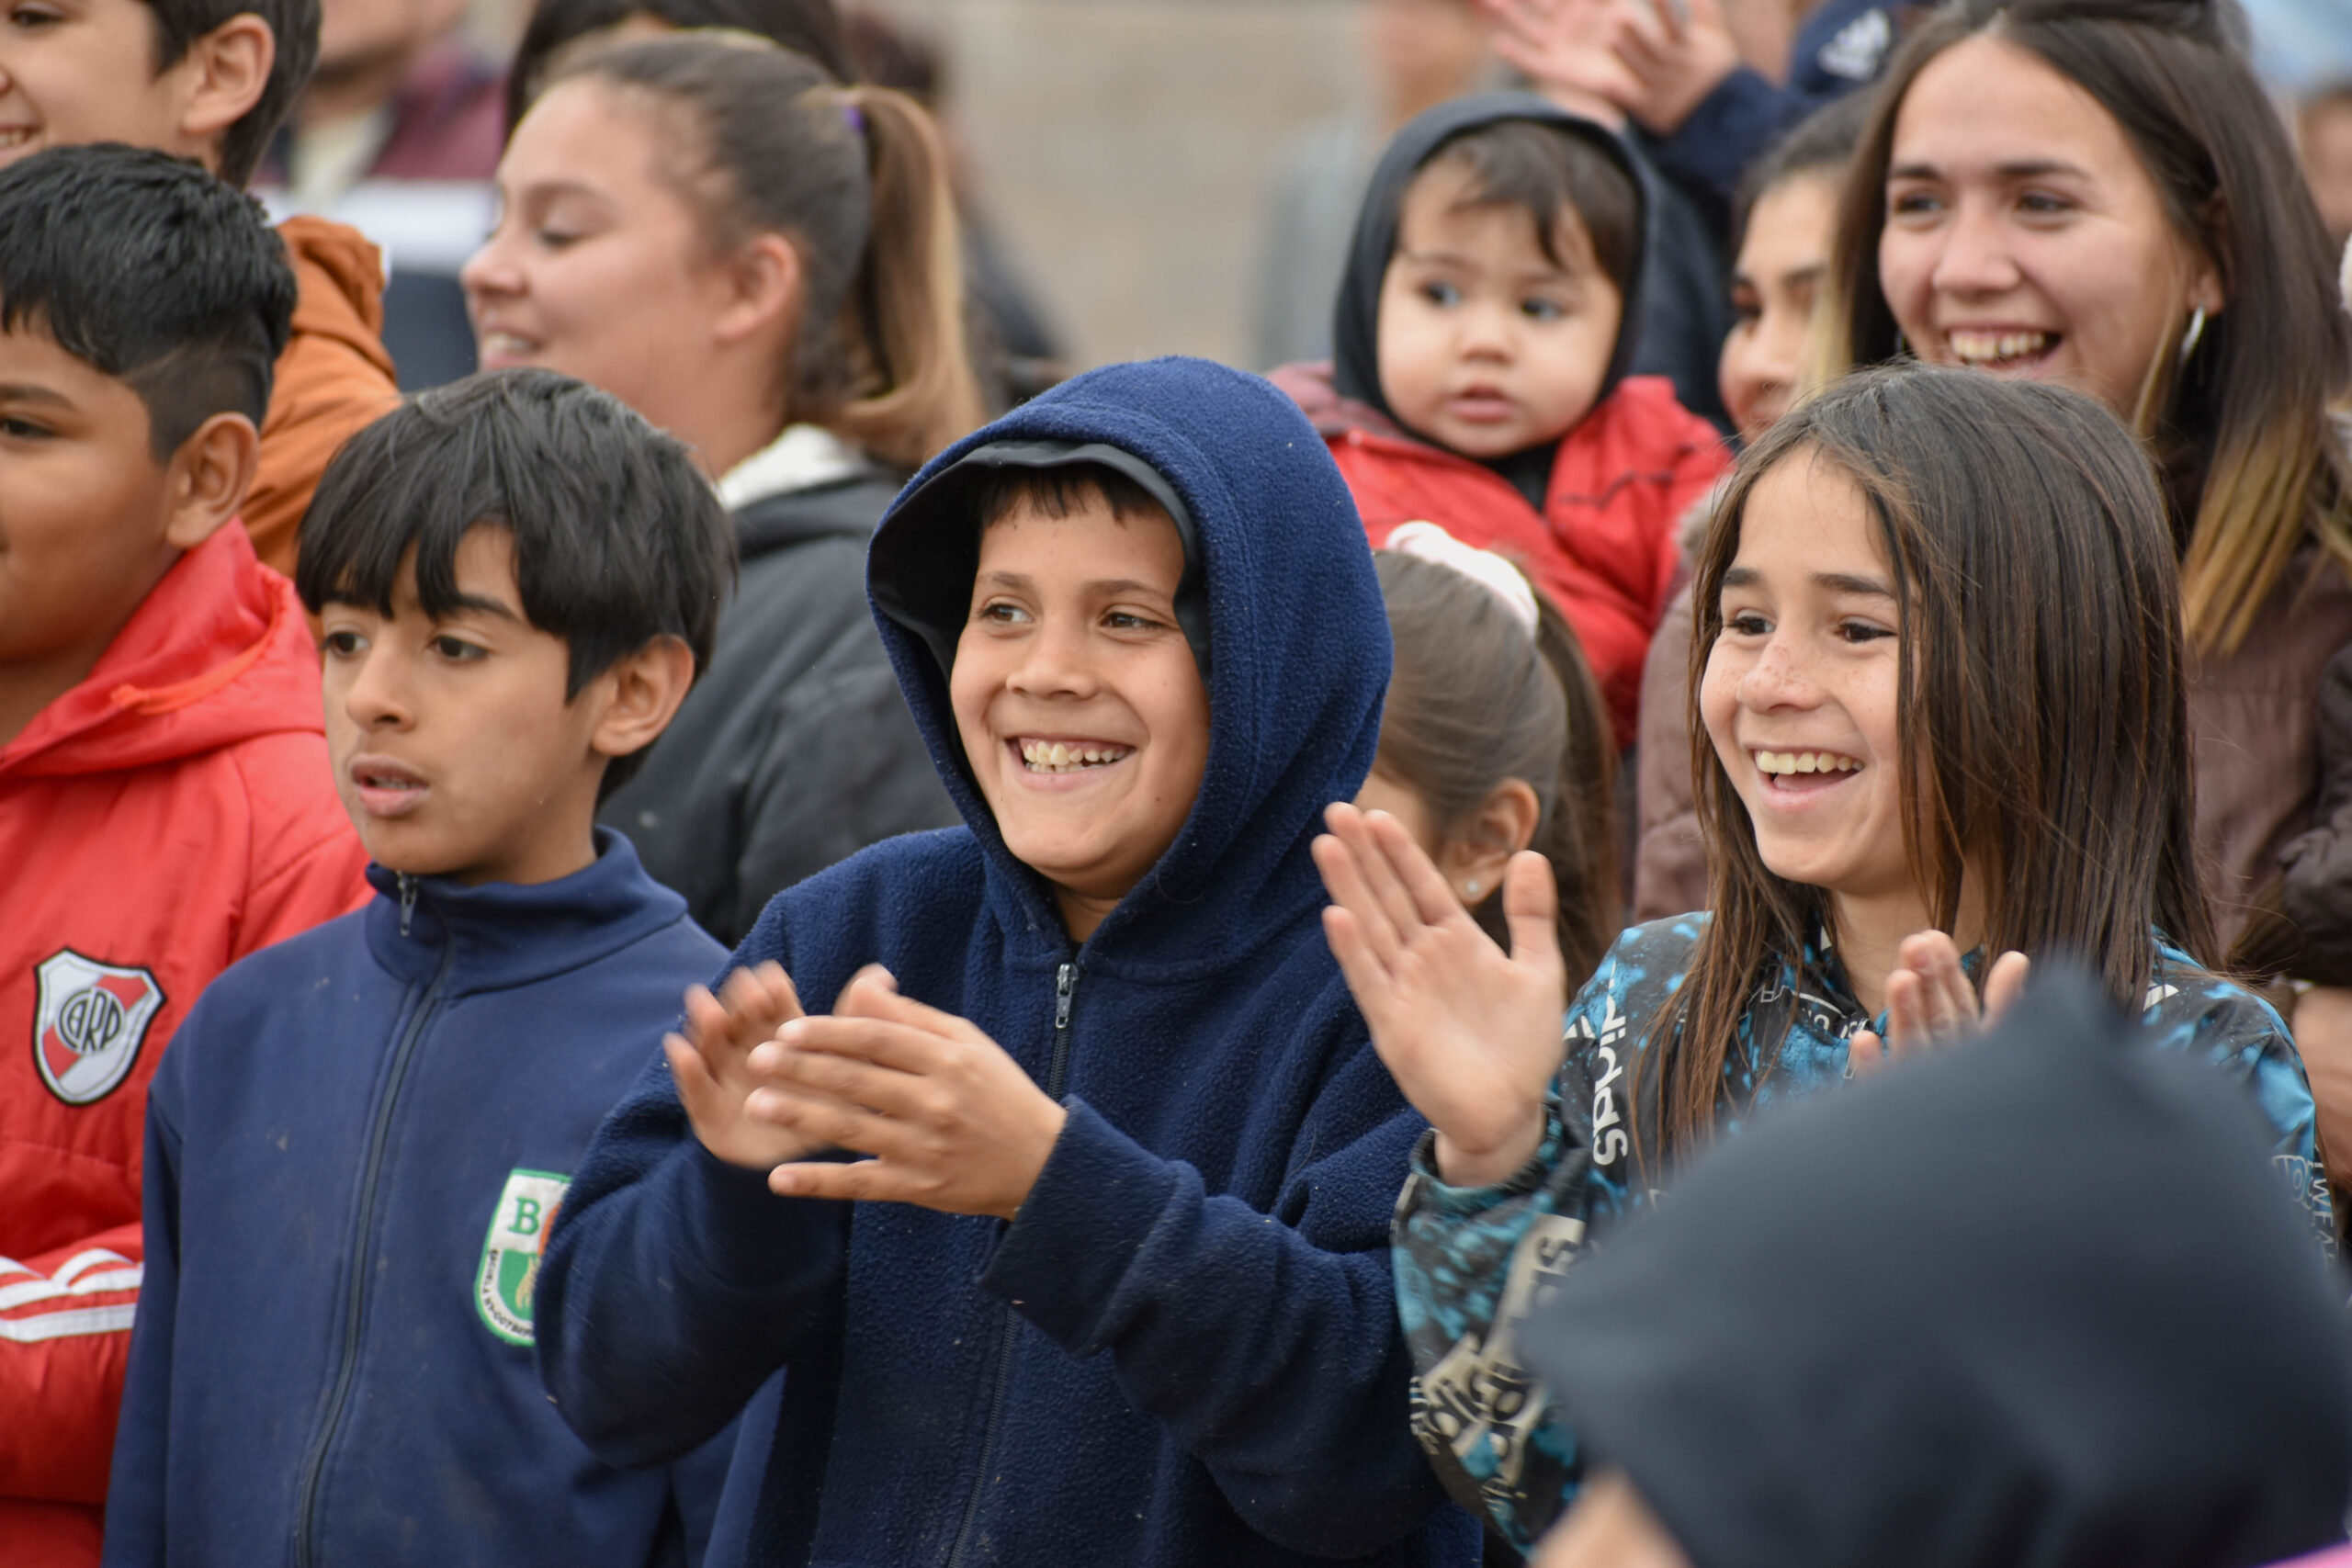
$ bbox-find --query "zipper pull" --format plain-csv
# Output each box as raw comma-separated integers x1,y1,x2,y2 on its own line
1054,963,1076,1032
397,873,418,939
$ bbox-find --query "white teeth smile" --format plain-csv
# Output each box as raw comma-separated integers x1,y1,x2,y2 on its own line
1752,750,1862,776
0,130,35,150
1018,739,1132,773
1948,330,2052,367
481,331,538,356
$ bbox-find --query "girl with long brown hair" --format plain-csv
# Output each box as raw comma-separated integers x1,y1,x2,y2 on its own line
1313,366,2328,1554
462,37,984,943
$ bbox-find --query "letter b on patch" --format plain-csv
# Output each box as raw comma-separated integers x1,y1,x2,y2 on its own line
476,1168,569,1345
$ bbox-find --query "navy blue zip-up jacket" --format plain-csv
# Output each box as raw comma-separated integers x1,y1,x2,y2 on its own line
102,832,736,1567
535,357,1484,1568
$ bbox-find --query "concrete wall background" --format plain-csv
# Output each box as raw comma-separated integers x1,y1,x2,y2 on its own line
870,0,1373,369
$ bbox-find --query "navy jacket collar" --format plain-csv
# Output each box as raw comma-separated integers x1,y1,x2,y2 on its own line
362,829,692,991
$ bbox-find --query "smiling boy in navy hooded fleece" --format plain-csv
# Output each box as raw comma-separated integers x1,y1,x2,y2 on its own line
535,356,1483,1568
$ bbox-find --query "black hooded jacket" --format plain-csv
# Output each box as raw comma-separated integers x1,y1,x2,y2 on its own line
599,464,959,946
1523,975,2352,1568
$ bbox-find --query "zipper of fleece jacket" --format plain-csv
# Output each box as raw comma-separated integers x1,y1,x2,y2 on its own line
292,872,453,1568
944,959,1079,1568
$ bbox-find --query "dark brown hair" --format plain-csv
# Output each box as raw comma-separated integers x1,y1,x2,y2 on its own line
1372,549,1621,987
1422,119,1641,300
504,0,851,132
550,37,985,470
1823,0,2352,658
141,0,318,186
1646,364,2213,1165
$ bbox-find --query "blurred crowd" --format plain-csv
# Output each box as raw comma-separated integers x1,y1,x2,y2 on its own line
9,2,2352,1568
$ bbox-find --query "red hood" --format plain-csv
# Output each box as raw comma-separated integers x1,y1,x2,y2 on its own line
1265,360,1409,444
0,524,324,780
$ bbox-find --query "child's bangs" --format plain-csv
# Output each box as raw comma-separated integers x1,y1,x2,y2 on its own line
297,440,519,625
1423,120,1638,289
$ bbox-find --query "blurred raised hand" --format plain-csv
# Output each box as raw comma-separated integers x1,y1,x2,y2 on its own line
1315,802,1569,1188
1481,0,1743,136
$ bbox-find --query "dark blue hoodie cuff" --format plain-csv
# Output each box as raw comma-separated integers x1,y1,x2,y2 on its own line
674,1138,815,1289
978,1097,1180,1352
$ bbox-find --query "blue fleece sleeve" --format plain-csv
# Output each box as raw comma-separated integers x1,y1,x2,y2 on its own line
534,1047,849,1469
99,1045,187,1567
975,1038,1459,1559
1645,65,1804,203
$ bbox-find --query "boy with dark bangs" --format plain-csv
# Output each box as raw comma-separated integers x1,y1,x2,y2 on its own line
0,145,369,1558
0,0,399,571
104,370,741,1566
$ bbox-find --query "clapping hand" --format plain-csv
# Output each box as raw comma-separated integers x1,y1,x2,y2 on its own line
1848,932,2031,1077
668,962,828,1170
1314,803,1569,1190
748,965,1069,1223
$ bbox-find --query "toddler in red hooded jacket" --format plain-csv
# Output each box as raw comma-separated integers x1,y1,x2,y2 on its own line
0,148,368,1558
1272,93,1729,750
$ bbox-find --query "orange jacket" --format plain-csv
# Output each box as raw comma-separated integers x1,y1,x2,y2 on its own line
0,524,368,1559
243,216,401,577
1272,364,1729,751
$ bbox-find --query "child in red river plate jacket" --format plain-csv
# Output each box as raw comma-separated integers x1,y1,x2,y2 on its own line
0,147,368,1561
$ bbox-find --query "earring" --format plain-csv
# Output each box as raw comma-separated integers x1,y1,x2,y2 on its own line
1464,880,1481,898
2178,305,2207,366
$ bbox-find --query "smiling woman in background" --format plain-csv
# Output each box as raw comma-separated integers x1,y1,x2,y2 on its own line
463,37,978,943
1822,0,2352,970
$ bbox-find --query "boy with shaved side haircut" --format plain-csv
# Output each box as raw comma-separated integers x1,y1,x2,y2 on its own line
0,145,368,1560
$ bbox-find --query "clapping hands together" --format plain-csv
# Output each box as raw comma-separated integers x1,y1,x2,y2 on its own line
667,962,1066,1223
1313,804,2033,1184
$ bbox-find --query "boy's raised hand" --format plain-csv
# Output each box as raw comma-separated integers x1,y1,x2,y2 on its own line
747,966,1069,1223
1314,803,1568,1190
1849,932,2031,1076
668,962,831,1169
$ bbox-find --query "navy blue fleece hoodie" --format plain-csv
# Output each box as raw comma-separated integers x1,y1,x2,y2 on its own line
102,832,735,1567
534,357,1482,1568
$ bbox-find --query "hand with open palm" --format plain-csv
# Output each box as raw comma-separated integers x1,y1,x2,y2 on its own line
1849,932,2031,1076
1314,803,1570,1189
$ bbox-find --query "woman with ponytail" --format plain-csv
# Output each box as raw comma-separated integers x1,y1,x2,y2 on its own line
464,36,983,943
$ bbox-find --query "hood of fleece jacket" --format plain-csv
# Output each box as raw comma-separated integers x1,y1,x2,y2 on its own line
0,522,326,780
1329,93,1651,437
867,355,1390,961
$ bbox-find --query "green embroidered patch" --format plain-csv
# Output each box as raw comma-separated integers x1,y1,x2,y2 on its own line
475,1168,569,1346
